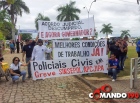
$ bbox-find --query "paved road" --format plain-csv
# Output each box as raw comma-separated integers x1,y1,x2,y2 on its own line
0,52,93,103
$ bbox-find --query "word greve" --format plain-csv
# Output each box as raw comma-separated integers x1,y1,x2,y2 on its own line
89,84,140,100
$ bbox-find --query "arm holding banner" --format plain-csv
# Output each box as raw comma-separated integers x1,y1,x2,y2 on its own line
34,34,39,42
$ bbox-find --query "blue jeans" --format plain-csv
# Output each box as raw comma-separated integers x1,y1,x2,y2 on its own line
11,71,26,81
108,69,119,79
119,55,126,70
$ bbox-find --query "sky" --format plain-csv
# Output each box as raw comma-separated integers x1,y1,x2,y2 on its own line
16,0,140,38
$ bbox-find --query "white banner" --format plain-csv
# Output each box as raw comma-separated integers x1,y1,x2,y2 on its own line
38,17,95,40
18,29,38,34
53,39,107,59
31,56,108,80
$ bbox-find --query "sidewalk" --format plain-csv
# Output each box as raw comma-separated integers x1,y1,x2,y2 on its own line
0,53,94,103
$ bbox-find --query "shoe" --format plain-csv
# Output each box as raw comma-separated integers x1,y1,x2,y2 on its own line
112,79,115,82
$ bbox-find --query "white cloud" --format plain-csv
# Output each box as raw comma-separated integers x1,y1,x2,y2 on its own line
16,0,140,37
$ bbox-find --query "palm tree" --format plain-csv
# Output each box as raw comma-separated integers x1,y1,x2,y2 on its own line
100,23,113,38
0,10,12,37
120,30,131,38
57,1,81,21
35,13,50,30
0,0,30,40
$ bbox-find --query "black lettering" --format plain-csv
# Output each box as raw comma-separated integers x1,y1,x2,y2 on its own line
48,64,52,69
71,59,77,67
33,62,38,70
39,64,42,70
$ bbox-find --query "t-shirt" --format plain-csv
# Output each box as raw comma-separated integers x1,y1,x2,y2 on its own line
16,42,20,48
31,45,52,60
109,45,121,59
10,43,14,48
136,40,140,52
10,62,22,70
108,58,119,69
23,41,36,58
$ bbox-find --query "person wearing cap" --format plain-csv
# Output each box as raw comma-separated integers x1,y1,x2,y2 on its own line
22,35,39,78
31,39,53,61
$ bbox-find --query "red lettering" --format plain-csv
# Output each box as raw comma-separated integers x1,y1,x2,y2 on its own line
59,67,81,74
34,71,56,78
35,71,39,78
101,48,104,56
45,32,60,38
91,48,100,56
41,32,44,38
127,92,140,99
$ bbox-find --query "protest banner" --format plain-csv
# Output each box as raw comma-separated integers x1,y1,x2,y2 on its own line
53,39,107,59
31,56,108,80
38,17,95,40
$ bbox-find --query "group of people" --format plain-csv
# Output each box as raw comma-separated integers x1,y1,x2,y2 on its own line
107,36,128,82
9,35,140,83
9,40,24,54
10,35,53,82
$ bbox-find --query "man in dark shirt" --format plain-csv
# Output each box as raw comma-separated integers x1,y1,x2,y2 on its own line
109,40,121,60
22,35,38,78
16,39,20,53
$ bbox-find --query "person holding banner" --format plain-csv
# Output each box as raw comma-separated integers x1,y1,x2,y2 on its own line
31,39,53,61
22,35,39,78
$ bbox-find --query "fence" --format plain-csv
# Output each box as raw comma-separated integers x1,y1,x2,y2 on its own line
130,57,140,89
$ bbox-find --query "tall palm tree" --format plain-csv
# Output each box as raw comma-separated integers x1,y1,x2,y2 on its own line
0,0,30,40
120,30,131,38
57,1,81,21
35,13,50,30
100,23,113,38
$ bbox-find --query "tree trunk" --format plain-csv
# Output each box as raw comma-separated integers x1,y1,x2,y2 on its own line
12,26,15,40
11,6,15,41
106,33,108,38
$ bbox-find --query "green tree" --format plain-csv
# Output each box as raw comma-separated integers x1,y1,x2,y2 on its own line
35,13,50,30
21,33,32,40
95,32,98,39
120,30,131,38
71,38,80,40
57,1,81,21
0,10,12,38
100,23,113,38
0,0,30,40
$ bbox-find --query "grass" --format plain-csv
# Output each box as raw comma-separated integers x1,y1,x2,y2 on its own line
85,46,137,78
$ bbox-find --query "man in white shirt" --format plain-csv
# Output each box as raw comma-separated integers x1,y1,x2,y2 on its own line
31,39,52,61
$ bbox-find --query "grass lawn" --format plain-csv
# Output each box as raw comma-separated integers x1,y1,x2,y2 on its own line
85,46,137,78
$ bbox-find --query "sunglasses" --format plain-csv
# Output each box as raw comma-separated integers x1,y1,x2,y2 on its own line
15,60,19,61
